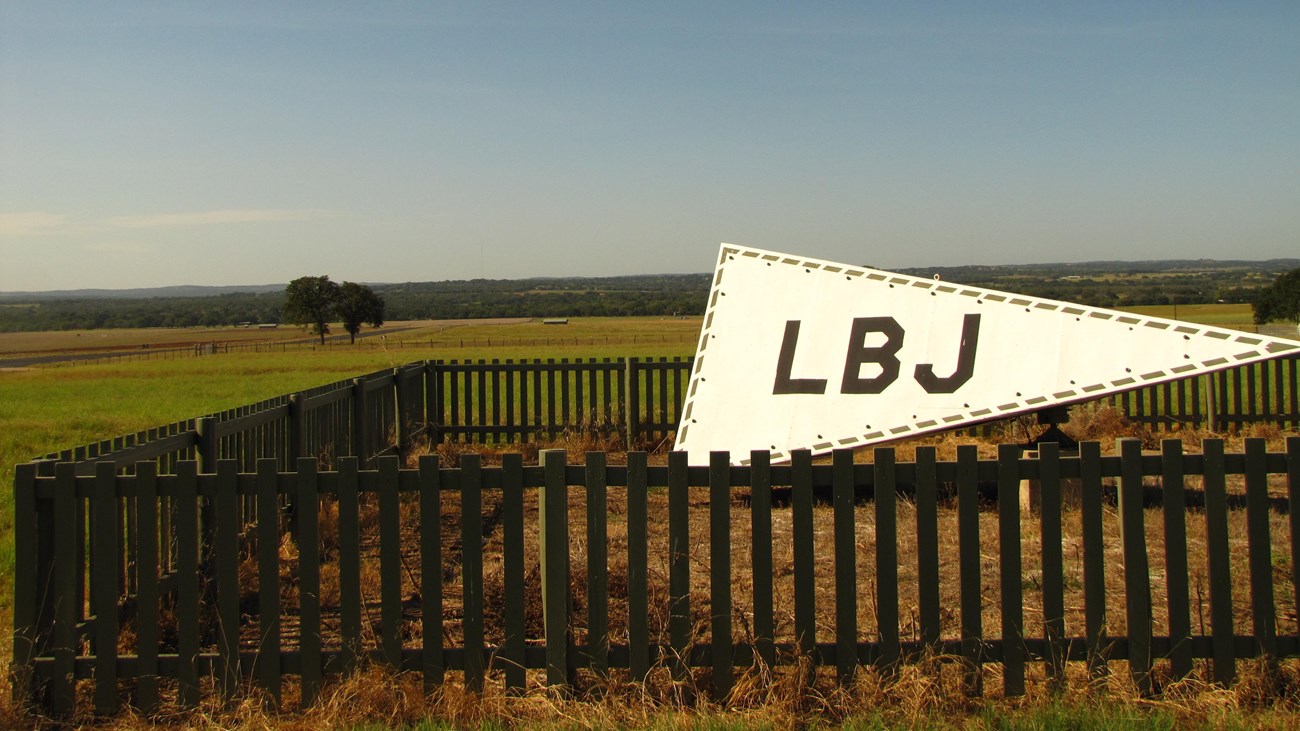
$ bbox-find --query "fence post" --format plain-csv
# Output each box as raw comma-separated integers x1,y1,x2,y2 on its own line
625,359,639,448
392,367,407,457
288,394,303,466
539,449,571,690
195,416,219,473
425,360,441,446
12,462,39,707
351,378,367,464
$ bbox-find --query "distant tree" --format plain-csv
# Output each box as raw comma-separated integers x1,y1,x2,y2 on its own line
283,275,341,344
337,281,386,344
1253,268,1300,324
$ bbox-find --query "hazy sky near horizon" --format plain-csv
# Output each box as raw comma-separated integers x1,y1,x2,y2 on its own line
2,2,1298,291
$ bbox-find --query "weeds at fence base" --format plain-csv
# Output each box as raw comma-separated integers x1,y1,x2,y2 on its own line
8,656,1300,729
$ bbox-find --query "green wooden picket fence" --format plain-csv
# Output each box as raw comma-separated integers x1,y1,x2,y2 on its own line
11,437,1300,716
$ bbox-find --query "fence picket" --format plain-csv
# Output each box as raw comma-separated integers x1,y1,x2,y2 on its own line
997,444,1025,696
541,450,571,689
134,462,160,714
749,450,775,669
710,451,733,697
215,461,241,697
875,448,900,673
338,458,362,673
586,452,610,678
832,448,857,682
175,461,201,708
791,449,817,664
256,458,282,706
1161,439,1193,680
915,446,940,652
668,450,691,681
1244,438,1278,661
1290,437,1300,635
502,454,526,692
956,444,983,695
1118,438,1152,696
626,451,650,681
419,455,444,689
1080,440,1107,680
1038,442,1065,691
1202,439,1236,685
297,457,322,707
461,454,486,691
92,462,119,716
379,456,403,669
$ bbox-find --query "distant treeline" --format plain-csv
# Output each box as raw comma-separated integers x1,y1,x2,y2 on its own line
894,259,1300,309
0,275,712,333
1,260,1296,333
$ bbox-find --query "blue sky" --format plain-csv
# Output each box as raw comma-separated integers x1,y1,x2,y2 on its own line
1,2,1297,291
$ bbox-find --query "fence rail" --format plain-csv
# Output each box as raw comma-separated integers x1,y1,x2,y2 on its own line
11,438,1300,716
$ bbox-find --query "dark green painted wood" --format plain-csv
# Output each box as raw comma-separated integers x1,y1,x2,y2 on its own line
215,461,241,697
668,450,691,680
92,462,119,715
1079,440,1107,680
134,462,159,714
709,451,733,698
1038,442,1065,691
419,455,444,689
1289,437,1300,647
1243,438,1278,659
175,462,201,708
337,458,362,673
997,443,1024,696
296,458,322,707
11,463,37,706
749,450,775,669
627,451,650,681
832,449,857,682
1202,439,1236,686
915,446,940,652
351,379,367,461
587,451,610,677
1161,439,1193,680
256,459,282,706
378,456,403,669
461,454,485,691
1117,438,1152,696
791,449,817,663
876,448,901,673
502,454,526,692
540,449,572,689
956,444,982,695
51,463,77,715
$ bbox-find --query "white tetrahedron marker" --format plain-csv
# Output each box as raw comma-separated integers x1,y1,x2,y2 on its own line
675,244,1300,465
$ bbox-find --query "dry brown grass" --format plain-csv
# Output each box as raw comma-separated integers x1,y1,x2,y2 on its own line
7,410,1300,729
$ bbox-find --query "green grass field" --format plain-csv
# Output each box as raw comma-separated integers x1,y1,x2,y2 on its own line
1117,302,1255,327
0,317,701,630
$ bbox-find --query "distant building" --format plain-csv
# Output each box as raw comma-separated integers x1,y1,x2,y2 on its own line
542,318,569,325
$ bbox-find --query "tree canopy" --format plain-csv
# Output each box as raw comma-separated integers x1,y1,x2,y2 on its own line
282,275,341,344
1253,268,1300,324
337,281,385,344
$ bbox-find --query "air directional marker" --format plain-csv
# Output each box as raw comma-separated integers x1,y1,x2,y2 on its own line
675,244,1299,465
